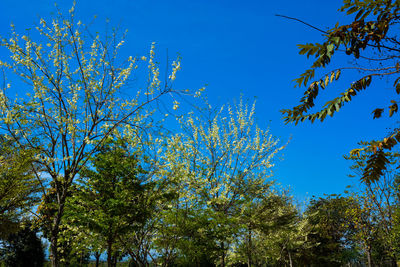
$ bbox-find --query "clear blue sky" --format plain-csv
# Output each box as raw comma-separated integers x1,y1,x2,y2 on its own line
0,0,395,201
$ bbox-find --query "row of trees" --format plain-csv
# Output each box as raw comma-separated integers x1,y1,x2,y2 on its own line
0,5,292,266
1,0,400,266
296,150,400,267
3,140,400,266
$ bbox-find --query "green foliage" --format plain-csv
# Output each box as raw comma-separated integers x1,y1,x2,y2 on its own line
0,136,40,238
62,137,152,265
158,207,221,266
0,3,184,265
300,195,360,266
230,192,301,266
154,99,287,266
345,150,400,265
0,223,45,267
393,176,400,256
281,0,400,183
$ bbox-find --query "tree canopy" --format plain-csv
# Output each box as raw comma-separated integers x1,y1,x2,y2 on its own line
0,4,184,266
0,135,40,237
281,0,400,183
2,1,400,266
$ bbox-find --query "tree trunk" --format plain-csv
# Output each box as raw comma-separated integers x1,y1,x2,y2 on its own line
49,175,70,267
288,250,293,267
112,251,119,267
79,251,84,266
221,242,225,267
390,256,397,267
247,227,252,267
50,233,59,267
95,251,100,267
107,239,113,267
49,193,66,267
367,246,372,267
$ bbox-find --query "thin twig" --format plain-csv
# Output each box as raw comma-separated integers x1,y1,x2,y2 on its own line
275,14,328,34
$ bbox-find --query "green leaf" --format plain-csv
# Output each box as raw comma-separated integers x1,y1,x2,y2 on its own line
331,36,340,45
326,44,335,54
334,103,340,112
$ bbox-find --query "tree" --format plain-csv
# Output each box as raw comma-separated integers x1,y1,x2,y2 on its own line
156,206,221,266
0,135,40,238
122,182,176,266
160,98,285,266
54,135,177,267
300,195,360,266
76,138,147,266
230,192,299,267
0,4,184,266
345,149,399,266
393,175,400,257
65,137,165,267
0,223,45,267
281,0,400,183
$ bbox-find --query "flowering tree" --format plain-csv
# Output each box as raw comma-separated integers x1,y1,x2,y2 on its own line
161,99,286,266
0,5,182,266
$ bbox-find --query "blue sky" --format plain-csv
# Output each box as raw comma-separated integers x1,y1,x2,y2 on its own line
0,0,395,201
